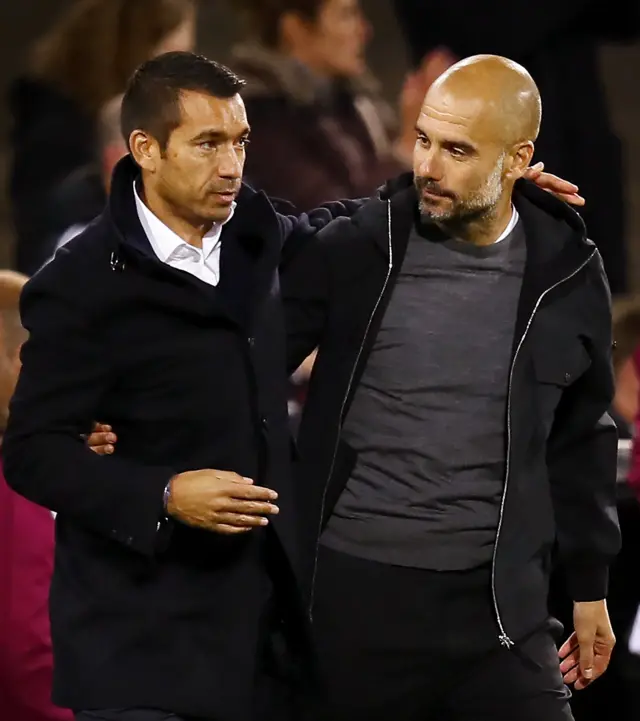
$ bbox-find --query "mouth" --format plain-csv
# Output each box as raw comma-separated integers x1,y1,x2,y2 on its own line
211,191,237,205
421,189,451,202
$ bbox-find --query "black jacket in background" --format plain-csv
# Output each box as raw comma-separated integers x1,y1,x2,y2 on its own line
8,76,99,275
393,0,638,295
281,173,621,646
3,155,359,720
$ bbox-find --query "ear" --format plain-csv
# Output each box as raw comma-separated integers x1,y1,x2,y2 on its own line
129,130,161,174
504,141,535,181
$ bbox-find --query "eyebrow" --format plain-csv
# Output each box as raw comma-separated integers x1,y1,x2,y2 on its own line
415,127,477,155
191,126,251,143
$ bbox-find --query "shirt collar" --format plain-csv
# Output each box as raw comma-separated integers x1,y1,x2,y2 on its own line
494,205,520,244
133,181,236,262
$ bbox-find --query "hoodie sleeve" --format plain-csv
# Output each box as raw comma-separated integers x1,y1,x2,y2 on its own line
546,253,621,601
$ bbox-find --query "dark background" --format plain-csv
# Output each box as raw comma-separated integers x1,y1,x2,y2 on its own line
0,1,637,282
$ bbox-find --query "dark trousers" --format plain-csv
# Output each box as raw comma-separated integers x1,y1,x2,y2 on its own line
74,666,295,721
310,546,573,721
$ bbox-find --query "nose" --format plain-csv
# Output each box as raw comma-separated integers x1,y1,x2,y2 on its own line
417,149,444,182
217,144,243,180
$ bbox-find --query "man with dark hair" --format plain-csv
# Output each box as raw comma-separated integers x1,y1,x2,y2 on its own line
2,51,359,721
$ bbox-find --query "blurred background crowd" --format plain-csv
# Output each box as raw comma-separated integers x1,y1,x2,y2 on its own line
0,1,638,720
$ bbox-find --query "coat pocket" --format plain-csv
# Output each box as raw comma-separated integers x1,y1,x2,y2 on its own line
533,342,592,427
533,341,591,388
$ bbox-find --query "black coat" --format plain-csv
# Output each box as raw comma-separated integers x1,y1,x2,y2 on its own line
281,173,621,645
3,156,357,720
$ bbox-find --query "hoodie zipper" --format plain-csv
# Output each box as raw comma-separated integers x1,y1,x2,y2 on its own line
492,247,597,648
309,200,394,617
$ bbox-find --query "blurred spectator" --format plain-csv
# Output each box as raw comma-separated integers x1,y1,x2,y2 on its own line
0,270,73,721
392,0,640,295
8,0,196,275
230,0,407,210
45,94,128,265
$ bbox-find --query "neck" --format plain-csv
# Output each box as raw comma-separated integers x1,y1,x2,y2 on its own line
438,194,514,247
141,181,214,250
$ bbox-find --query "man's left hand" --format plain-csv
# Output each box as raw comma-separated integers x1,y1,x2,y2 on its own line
525,162,585,206
558,600,616,690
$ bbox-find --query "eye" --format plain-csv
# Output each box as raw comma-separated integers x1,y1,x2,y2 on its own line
199,141,214,150
237,136,251,148
416,133,429,147
449,147,466,158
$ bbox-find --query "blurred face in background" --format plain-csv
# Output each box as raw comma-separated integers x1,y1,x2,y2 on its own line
154,7,196,56
282,0,370,78
131,90,249,228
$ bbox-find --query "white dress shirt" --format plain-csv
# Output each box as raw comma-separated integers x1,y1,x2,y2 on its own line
134,182,235,286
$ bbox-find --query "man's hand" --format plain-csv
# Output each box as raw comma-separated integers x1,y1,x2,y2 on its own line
86,422,117,455
559,600,616,690
524,162,586,206
166,470,280,534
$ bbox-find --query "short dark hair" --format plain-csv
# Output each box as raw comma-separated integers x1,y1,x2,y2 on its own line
120,51,246,151
237,0,324,47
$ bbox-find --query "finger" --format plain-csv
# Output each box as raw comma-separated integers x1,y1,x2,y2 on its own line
574,676,593,691
87,432,117,447
578,636,596,681
222,500,280,516
94,423,112,432
559,649,580,673
524,162,544,178
558,633,578,659
557,193,586,206
213,524,253,535
535,172,580,193
90,444,114,456
228,484,279,501
214,512,270,528
562,666,581,685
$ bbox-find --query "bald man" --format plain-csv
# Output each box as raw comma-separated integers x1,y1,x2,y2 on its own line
281,55,620,720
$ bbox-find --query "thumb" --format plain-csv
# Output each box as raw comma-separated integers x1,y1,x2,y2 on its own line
578,630,595,679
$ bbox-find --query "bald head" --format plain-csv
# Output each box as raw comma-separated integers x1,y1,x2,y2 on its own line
426,54,541,148
413,54,541,239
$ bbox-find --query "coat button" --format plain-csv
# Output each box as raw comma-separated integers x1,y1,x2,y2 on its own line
248,336,255,348
564,372,572,383
261,417,269,430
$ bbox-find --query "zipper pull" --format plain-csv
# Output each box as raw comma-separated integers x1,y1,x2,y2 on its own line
110,252,125,272
499,633,514,649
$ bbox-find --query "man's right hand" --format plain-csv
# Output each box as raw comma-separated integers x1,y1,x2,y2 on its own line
166,470,280,534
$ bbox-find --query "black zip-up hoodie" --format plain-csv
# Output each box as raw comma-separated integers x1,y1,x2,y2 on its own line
281,172,621,646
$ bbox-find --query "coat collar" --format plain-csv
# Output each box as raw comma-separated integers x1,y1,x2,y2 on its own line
357,171,595,284
104,155,283,326
107,154,281,261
